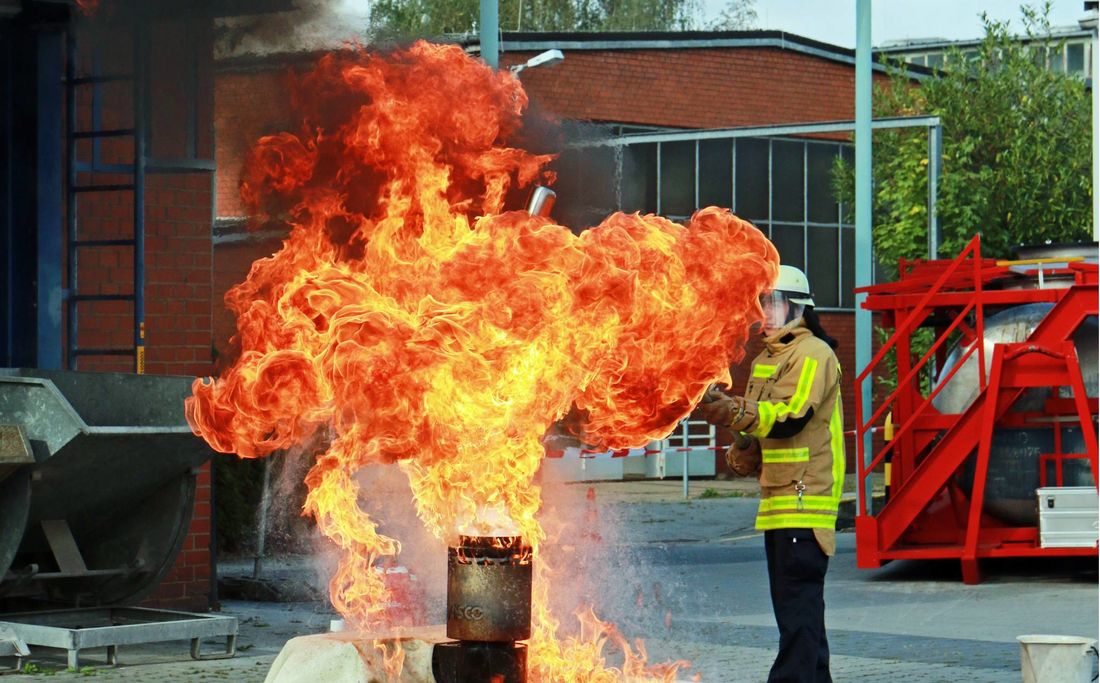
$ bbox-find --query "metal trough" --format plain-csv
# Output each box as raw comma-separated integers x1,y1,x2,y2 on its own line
0,607,236,669
0,369,213,608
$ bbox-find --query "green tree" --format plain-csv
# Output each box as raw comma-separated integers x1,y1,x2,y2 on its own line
833,3,1093,266
710,0,757,30
369,0,757,36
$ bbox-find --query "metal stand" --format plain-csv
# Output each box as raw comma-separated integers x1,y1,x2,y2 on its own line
0,627,29,673
0,607,237,669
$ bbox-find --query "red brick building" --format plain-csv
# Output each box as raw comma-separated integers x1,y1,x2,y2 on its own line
212,32,917,467
1,1,286,613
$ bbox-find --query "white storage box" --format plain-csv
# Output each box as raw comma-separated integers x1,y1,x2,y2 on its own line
1036,487,1099,548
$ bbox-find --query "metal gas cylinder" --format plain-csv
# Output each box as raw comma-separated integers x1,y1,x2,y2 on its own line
931,303,1098,525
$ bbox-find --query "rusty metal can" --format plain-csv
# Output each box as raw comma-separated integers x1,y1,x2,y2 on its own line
446,536,532,642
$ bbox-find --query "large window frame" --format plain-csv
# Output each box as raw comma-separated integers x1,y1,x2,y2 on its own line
562,117,942,311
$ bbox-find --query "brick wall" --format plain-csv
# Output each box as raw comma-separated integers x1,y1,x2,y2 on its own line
143,463,212,608
69,19,215,610
498,47,893,129
215,69,294,219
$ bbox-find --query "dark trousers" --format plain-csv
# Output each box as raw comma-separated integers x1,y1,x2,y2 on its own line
764,528,831,683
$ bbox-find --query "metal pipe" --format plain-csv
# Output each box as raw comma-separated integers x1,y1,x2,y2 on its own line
525,186,555,217
855,0,874,514
65,29,77,370
479,0,499,69
132,25,146,374
577,115,942,147
681,421,689,499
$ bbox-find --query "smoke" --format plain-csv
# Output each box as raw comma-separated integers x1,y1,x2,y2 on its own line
214,0,371,60
533,465,690,671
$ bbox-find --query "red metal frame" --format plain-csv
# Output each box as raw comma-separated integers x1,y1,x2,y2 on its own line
854,236,1098,583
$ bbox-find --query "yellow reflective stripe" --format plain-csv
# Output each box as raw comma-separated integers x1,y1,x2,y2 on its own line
756,401,777,436
829,391,845,500
759,495,839,512
755,513,838,530
788,357,818,415
751,357,819,438
761,447,810,463
753,364,777,378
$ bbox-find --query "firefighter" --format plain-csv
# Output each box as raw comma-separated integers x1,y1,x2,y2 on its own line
697,265,844,683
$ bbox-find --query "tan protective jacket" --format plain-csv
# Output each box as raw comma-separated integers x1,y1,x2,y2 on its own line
742,320,845,555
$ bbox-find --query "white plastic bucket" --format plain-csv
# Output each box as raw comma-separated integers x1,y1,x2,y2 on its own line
1017,635,1096,683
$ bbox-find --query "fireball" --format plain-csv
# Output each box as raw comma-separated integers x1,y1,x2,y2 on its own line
186,41,777,681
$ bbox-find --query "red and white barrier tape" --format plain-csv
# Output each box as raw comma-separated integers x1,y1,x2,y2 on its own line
544,427,881,459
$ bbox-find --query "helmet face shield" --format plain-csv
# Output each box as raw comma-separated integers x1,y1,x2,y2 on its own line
759,291,805,332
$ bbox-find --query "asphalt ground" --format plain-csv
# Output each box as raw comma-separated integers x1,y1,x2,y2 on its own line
2,479,1096,682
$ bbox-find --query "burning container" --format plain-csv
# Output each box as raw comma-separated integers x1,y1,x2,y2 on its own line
433,535,532,683
0,369,213,607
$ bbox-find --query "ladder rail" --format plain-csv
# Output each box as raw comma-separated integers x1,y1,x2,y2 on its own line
64,25,147,372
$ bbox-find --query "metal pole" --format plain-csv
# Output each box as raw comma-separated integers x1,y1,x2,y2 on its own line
253,457,272,579
927,124,942,259
1092,20,1099,241
36,30,64,370
479,0,499,70
681,421,689,499
855,0,874,514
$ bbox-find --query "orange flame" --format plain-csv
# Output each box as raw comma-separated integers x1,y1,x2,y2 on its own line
75,0,100,16
185,41,777,679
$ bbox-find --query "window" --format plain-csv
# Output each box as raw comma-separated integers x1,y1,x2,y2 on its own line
770,224,805,272
1051,44,1066,73
621,143,657,214
807,225,840,308
735,138,769,221
926,52,944,70
771,140,804,222
1067,42,1085,75
659,141,695,218
1032,45,1049,69
699,139,733,210
807,143,840,224
582,133,857,310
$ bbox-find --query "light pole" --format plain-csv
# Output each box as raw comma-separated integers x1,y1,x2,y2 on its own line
480,0,498,69
855,0,874,514
509,49,564,75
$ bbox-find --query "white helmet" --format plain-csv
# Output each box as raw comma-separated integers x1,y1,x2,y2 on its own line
774,265,815,307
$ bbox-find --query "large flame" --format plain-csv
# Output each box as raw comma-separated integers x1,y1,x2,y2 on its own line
186,42,777,680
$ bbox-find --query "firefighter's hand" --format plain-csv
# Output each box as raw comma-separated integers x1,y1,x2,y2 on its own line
695,392,742,427
725,432,762,477
701,384,729,404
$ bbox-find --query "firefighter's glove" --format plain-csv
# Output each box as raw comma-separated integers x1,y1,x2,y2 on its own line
695,389,736,426
696,391,759,433
725,432,762,477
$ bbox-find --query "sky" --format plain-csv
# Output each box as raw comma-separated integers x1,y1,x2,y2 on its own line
335,0,1091,47
705,0,1091,47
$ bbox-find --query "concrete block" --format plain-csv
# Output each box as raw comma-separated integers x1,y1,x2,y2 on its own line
264,625,448,683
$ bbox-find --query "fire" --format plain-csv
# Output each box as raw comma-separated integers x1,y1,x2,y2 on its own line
75,0,100,16
186,42,777,680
